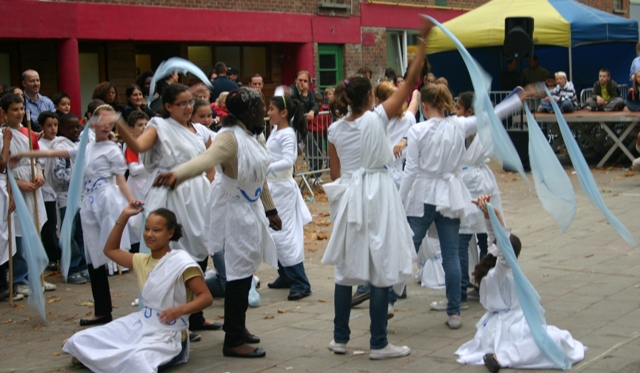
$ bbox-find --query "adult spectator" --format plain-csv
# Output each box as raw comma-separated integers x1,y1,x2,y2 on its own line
135,71,154,103
501,58,524,90
92,82,126,114
290,70,319,122
522,55,549,84
384,68,397,83
585,68,624,111
22,69,55,131
122,84,156,121
357,66,373,80
250,74,266,103
148,71,180,113
210,62,238,102
629,42,640,83
227,67,242,87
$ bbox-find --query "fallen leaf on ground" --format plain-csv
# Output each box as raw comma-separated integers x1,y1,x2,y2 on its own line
264,315,275,319
316,232,328,240
584,253,594,258
50,352,60,356
285,367,293,371
1,319,13,324
277,309,286,314
318,299,329,303
47,297,62,304
81,301,94,307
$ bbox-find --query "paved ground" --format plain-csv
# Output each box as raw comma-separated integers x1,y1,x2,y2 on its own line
1,163,640,373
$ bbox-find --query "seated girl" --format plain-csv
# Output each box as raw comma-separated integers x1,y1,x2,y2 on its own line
455,195,586,372
62,203,213,373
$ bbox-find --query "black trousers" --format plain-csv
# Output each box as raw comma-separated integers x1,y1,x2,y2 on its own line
88,264,112,317
188,258,208,329
42,201,59,263
223,275,252,348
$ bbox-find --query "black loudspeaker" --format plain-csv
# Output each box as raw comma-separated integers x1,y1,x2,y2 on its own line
503,130,530,172
504,17,534,59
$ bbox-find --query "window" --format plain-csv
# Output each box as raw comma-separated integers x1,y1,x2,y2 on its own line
318,45,343,90
188,46,213,76
213,46,269,82
614,0,624,11
386,30,419,78
435,0,448,6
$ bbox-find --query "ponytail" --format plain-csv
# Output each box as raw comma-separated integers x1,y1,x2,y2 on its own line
420,84,454,113
374,81,406,119
330,76,372,118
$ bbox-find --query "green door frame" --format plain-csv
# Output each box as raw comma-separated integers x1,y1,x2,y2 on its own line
317,44,343,91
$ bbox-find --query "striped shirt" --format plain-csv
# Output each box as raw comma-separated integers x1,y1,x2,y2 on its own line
24,93,55,131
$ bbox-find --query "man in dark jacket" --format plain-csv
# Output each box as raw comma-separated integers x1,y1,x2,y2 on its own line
210,62,239,102
585,68,624,111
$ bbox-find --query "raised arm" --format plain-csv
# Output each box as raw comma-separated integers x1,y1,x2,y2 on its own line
15,148,71,159
381,21,432,120
116,117,158,154
104,202,144,269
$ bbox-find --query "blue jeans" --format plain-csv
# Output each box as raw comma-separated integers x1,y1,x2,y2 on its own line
458,234,473,302
407,204,461,316
59,207,87,274
540,99,574,113
625,99,640,111
334,284,388,349
205,251,227,298
13,237,28,285
354,284,399,305
279,262,311,294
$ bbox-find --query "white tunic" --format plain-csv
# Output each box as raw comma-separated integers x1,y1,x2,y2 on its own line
142,117,211,261
125,146,151,244
207,126,277,281
266,127,312,267
69,141,130,267
38,138,57,203
1,128,47,236
0,174,16,265
455,241,586,369
63,250,199,373
48,136,77,209
387,112,415,188
322,106,415,294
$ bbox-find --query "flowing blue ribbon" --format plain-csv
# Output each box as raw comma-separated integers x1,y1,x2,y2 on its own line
7,169,48,321
525,104,577,232
543,87,637,246
422,15,528,183
137,209,149,311
487,203,572,370
59,119,92,281
149,57,214,101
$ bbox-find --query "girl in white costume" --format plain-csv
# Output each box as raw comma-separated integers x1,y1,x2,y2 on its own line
399,83,535,329
63,203,213,373
455,195,586,372
0,126,19,301
322,22,429,360
116,84,220,331
265,95,313,301
17,104,134,325
154,87,282,358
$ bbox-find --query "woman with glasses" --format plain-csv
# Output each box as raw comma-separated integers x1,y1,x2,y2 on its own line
116,83,221,332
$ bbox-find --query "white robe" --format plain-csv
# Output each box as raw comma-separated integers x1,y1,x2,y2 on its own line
37,138,57,203
47,136,77,209
142,117,210,261
0,174,16,265
1,128,47,236
322,106,415,294
266,127,312,267
125,145,151,243
69,141,130,267
207,126,277,281
63,250,199,373
455,242,586,369
387,112,415,188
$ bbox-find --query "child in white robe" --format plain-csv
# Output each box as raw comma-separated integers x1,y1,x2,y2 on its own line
0,126,20,301
17,104,134,326
62,203,213,373
455,195,586,372
265,95,313,301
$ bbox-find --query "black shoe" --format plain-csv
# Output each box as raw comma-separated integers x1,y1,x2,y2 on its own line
483,353,501,373
244,329,260,344
190,321,223,331
223,346,266,358
268,281,291,289
351,291,370,307
287,291,311,301
79,314,112,326
189,333,202,342
46,262,59,272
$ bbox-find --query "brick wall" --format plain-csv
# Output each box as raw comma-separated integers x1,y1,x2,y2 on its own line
106,42,137,105
360,27,387,82
20,42,58,99
343,43,363,79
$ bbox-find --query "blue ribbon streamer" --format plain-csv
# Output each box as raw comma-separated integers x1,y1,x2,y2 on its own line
487,203,572,370
7,169,48,321
543,87,637,246
422,15,528,183
137,209,149,311
59,119,92,281
525,104,577,232
149,57,214,101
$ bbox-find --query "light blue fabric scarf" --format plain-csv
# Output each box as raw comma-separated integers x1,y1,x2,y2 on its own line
149,58,214,101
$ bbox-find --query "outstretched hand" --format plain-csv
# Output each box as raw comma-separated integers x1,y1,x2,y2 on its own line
420,18,435,39
472,194,492,219
154,172,177,189
122,201,144,217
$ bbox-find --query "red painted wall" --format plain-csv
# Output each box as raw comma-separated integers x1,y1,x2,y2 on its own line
360,3,466,29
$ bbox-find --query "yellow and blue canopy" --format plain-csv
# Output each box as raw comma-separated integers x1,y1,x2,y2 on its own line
427,0,638,54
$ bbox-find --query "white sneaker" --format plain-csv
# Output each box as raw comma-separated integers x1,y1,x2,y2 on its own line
446,315,461,329
387,304,395,320
369,343,410,360
14,284,29,296
43,281,57,292
328,340,347,354
430,300,468,311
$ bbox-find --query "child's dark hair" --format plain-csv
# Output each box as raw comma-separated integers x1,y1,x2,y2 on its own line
330,76,373,118
457,91,474,112
85,99,105,119
149,208,183,241
38,111,58,126
58,113,79,128
160,84,190,119
1,93,23,111
472,234,522,286
270,96,308,138
192,99,210,117
127,110,149,127
221,87,264,129
420,84,455,112
545,72,556,81
52,91,70,106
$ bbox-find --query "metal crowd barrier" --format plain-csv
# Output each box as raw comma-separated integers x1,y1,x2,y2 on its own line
295,111,333,196
579,84,629,108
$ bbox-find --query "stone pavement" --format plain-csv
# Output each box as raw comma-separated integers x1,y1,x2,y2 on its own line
1,164,640,373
